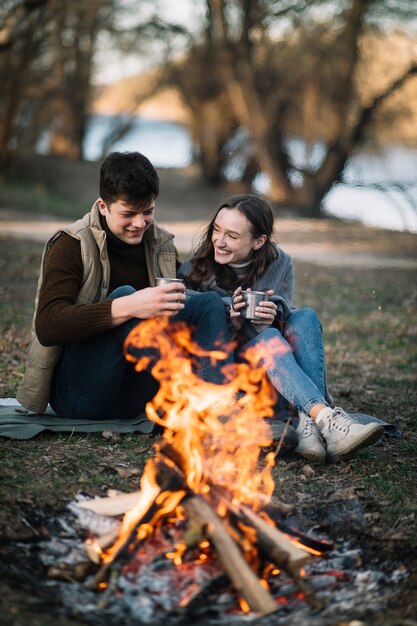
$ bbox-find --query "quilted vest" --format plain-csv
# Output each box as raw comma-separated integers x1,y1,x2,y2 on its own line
16,202,177,413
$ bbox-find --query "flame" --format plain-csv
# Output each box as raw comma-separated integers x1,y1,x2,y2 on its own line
289,539,326,557
165,542,187,566
124,318,278,508
101,463,161,562
92,317,324,614
93,317,283,575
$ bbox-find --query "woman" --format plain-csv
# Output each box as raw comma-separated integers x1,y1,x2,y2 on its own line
178,194,384,463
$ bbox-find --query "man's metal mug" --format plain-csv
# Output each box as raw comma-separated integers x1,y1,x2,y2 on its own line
240,290,269,320
155,277,185,302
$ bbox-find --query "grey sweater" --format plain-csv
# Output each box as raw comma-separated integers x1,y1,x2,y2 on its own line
178,243,296,341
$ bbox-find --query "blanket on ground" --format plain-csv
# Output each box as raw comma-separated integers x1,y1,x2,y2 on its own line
0,399,154,439
0,399,402,441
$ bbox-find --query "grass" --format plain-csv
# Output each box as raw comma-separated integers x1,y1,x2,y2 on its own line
1,218,417,624
0,181,86,219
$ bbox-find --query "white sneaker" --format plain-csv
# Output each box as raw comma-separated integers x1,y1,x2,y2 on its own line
295,412,326,462
317,407,384,462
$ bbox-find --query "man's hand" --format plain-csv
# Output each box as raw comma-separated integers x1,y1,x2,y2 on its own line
111,283,186,325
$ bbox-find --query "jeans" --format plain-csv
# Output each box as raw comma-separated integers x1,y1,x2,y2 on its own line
50,287,233,419
240,307,329,416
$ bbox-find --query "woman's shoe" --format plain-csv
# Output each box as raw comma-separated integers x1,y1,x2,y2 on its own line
316,407,384,462
295,412,327,462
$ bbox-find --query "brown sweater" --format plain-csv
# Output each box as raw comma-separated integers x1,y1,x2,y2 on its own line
36,224,149,346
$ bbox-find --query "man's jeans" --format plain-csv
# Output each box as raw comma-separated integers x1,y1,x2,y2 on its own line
241,307,329,416
50,287,233,420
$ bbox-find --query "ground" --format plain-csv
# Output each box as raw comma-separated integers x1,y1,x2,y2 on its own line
0,159,416,625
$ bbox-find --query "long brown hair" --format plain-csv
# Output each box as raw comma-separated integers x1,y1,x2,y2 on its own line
186,194,277,291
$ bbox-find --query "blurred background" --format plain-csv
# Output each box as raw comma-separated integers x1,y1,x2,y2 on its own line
1,0,416,231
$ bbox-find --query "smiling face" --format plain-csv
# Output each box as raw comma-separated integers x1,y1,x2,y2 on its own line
211,207,267,265
98,197,155,245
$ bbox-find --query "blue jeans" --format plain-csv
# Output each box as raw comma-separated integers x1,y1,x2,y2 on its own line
50,287,233,419
240,308,329,416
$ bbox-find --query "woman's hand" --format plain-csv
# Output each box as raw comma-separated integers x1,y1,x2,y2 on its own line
230,288,278,332
229,287,246,332
252,289,277,329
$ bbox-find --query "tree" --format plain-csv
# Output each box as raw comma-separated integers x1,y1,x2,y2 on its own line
201,0,417,216
160,0,416,217
0,0,191,170
0,0,112,168
164,34,238,183
43,0,113,159
0,0,50,171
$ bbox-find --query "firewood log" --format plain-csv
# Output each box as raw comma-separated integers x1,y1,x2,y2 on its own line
76,491,142,516
238,504,310,575
183,495,278,615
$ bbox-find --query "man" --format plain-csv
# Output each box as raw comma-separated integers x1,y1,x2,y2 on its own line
17,151,234,423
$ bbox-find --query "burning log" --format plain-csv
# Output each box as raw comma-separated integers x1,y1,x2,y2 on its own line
220,499,310,575
158,441,309,574
85,527,121,561
182,495,278,615
90,461,187,587
80,441,310,585
80,456,311,615
76,490,142,517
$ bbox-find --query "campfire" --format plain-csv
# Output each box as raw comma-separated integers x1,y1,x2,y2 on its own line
74,318,332,616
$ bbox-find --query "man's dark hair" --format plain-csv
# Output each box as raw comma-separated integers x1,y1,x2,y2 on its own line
99,151,159,207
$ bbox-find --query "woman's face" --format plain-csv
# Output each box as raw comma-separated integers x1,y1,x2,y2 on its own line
211,207,266,265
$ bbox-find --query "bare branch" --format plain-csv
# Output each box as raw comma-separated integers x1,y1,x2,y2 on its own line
342,179,417,214
351,61,417,146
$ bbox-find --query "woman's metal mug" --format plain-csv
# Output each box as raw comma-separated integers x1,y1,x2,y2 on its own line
155,277,185,302
240,290,269,320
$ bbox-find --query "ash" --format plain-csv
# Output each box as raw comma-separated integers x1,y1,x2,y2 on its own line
0,499,409,626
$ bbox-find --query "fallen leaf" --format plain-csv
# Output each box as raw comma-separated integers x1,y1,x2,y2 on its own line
114,466,140,479
301,464,315,478
388,531,407,541
101,430,121,440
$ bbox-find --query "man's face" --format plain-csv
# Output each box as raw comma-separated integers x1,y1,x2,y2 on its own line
98,198,155,245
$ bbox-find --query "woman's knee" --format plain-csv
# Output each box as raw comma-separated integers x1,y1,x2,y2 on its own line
285,307,322,333
241,326,287,366
245,327,285,350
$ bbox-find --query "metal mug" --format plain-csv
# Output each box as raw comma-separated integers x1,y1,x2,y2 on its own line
241,290,269,320
155,277,185,302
